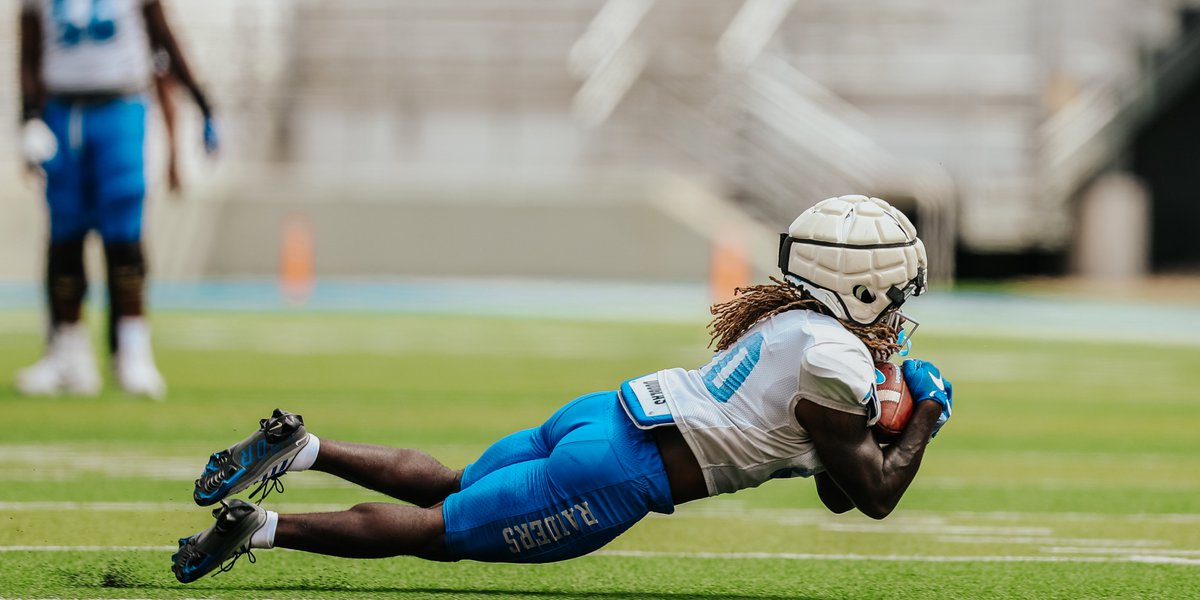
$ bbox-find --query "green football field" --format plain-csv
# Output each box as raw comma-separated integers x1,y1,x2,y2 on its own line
1,307,1198,599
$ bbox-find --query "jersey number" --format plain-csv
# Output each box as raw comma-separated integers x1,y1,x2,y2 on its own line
53,0,117,47
700,331,763,403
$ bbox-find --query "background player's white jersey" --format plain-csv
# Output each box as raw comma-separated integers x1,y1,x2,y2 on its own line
626,310,876,496
24,0,154,94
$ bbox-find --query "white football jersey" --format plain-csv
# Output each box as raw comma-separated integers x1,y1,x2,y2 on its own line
24,0,154,94
620,310,876,496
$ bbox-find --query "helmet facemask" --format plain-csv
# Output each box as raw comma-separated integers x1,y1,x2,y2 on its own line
873,308,920,361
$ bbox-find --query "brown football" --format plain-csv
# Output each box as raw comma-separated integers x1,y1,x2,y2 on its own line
871,361,913,443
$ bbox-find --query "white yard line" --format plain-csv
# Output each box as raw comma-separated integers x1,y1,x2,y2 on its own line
2,502,1196,565
669,504,1200,525
3,501,1200,527
3,545,1198,566
595,550,1200,566
0,501,190,511
942,510,1200,524
818,523,1053,536
1042,546,1200,557
0,545,175,552
0,446,196,480
935,535,1167,547
0,501,355,512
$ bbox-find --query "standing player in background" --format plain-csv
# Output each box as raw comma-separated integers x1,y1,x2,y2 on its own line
16,0,218,399
172,196,955,582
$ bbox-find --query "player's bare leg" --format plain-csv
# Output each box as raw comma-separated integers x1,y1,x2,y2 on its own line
193,410,461,508
181,409,464,583
274,502,449,559
178,430,460,582
173,497,451,582
310,440,462,507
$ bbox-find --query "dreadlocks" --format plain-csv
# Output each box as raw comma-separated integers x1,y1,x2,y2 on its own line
707,277,902,359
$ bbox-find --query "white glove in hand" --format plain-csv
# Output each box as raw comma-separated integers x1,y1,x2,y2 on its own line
21,119,58,166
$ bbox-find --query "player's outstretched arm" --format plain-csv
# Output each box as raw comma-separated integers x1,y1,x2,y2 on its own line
143,0,218,155
143,1,209,115
796,399,941,519
153,72,182,192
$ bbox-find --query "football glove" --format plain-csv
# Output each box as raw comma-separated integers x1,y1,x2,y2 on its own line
20,118,58,166
202,116,219,156
901,359,952,437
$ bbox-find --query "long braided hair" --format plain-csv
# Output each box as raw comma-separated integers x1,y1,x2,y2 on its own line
708,277,902,359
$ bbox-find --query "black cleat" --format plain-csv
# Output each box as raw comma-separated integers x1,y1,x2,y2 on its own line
193,408,309,506
172,499,267,583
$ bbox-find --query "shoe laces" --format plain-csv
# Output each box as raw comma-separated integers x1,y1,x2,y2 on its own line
208,502,258,578
214,544,256,577
248,476,286,505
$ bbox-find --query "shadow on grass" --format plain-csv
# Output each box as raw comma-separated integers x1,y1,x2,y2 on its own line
205,585,824,600
95,579,823,600
52,560,828,600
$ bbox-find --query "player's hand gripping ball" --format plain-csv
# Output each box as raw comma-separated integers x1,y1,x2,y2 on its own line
871,361,913,443
901,358,953,438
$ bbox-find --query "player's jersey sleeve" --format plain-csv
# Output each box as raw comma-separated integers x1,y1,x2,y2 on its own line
798,339,874,415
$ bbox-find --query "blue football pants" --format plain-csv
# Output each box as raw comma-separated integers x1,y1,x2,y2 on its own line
41,95,147,243
442,391,675,562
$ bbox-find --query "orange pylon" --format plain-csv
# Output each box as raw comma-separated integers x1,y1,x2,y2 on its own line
280,212,314,306
710,227,750,304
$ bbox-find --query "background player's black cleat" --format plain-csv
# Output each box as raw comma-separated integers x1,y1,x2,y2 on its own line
172,499,267,583
193,408,309,506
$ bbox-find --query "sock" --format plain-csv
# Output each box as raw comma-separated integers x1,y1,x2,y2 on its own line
115,317,151,352
249,510,278,550
103,241,146,354
289,434,320,472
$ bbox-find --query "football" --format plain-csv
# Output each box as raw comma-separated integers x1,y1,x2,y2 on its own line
871,361,913,442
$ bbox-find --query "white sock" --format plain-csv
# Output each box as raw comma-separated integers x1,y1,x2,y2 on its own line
289,434,320,472
116,316,149,341
250,510,278,549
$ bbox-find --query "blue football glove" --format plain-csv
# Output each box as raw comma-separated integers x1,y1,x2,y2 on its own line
901,359,952,438
202,116,220,156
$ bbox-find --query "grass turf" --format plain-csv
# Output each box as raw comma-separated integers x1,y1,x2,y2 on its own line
1,309,1198,599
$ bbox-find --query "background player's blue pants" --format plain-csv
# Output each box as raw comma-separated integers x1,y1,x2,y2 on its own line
42,95,147,243
442,391,675,562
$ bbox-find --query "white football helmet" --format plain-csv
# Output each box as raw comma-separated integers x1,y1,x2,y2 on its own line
778,195,927,326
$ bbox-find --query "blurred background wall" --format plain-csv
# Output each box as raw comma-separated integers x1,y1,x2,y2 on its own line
3,0,1200,285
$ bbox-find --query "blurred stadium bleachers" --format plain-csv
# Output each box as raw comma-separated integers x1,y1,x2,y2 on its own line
3,0,1200,282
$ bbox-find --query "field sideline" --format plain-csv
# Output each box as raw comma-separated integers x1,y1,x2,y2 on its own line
1,304,1198,599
